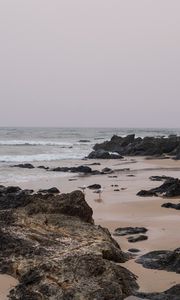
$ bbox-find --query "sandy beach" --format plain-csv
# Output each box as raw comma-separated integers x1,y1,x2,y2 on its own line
1,156,180,297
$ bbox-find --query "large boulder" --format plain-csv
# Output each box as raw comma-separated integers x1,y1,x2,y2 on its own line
0,186,138,299
91,134,180,157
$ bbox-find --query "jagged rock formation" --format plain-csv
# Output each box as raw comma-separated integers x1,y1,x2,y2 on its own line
89,134,180,159
0,186,138,299
137,178,180,197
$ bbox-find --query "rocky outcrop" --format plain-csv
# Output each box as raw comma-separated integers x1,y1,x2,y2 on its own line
0,186,138,299
88,149,124,159
136,248,180,273
162,202,180,210
137,178,180,197
91,134,180,158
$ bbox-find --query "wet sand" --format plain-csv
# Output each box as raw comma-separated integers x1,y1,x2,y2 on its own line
1,157,180,295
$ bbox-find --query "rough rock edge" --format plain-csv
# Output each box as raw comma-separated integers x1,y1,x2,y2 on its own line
0,187,138,300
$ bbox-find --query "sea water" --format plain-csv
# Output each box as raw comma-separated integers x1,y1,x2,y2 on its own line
0,127,179,183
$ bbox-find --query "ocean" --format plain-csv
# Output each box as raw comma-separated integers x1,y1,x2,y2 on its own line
0,127,180,184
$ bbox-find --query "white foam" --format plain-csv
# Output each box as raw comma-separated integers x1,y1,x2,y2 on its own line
0,140,73,146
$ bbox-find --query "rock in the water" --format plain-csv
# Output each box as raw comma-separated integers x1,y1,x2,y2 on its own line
114,227,148,237
137,178,180,197
136,248,180,273
11,163,35,169
128,235,148,243
0,186,138,299
38,187,60,194
162,202,180,210
87,184,101,190
88,149,124,159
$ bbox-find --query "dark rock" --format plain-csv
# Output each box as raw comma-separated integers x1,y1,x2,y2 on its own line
137,178,180,197
78,139,90,143
51,165,92,174
38,187,60,194
101,167,113,174
37,165,49,170
91,134,180,157
114,227,148,236
136,248,180,273
0,187,138,299
128,235,148,243
87,184,101,190
136,284,180,300
88,149,123,159
128,249,140,253
12,163,35,169
162,202,180,210
114,189,120,192
149,175,173,181
86,162,101,166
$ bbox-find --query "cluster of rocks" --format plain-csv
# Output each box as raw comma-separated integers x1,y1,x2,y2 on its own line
88,134,180,159
12,163,119,176
113,227,148,244
137,177,180,197
0,185,139,299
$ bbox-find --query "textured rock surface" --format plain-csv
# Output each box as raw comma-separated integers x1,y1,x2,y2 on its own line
137,178,180,197
92,134,180,158
136,248,180,273
114,227,148,237
88,149,124,159
0,186,138,299
162,202,180,210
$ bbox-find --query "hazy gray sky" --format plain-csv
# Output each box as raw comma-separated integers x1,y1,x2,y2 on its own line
0,1,180,127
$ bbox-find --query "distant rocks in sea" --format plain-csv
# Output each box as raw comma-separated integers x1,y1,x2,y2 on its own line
89,134,180,159
137,177,180,197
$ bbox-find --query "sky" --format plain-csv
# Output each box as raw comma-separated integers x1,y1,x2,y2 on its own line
0,0,180,127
